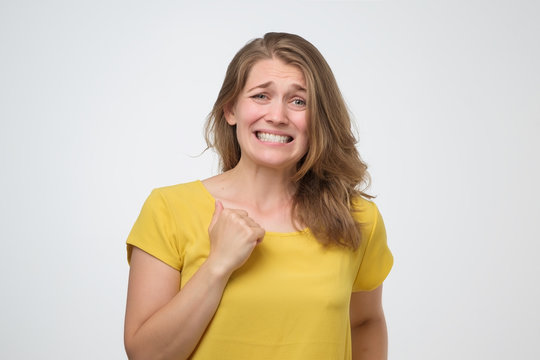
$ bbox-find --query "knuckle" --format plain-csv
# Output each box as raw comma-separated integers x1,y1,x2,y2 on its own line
230,211,242,220
222,208,231,216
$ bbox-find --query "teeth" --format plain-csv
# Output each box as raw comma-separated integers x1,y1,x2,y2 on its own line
256,132,291,143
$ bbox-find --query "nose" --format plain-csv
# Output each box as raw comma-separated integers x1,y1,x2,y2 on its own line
265,100,288,125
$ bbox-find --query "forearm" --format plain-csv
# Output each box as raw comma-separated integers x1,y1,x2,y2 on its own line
351,317,388,360
125,259,232,360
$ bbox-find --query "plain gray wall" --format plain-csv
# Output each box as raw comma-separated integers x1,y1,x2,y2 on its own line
1,0,539,358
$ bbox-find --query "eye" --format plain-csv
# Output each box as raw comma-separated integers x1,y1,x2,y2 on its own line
291,98,306,107
251,94,268,100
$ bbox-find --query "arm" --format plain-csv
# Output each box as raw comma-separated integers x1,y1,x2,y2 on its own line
350,285,388,360
124,247,230,360
124,201,265,360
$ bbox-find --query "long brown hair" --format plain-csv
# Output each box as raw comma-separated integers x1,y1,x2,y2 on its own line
205,32,372,249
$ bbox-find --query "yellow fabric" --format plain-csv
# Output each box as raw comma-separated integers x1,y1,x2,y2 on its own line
126,181,393,360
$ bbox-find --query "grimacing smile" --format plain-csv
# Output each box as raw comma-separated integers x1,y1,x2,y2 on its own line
255,131,293,143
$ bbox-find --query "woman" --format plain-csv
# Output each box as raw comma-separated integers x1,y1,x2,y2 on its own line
124,32,393,360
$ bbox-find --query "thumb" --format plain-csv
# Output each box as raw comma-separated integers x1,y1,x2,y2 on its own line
209,200,223,231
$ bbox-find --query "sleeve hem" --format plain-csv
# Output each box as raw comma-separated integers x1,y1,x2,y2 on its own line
351,202,393,292
351,253,393,292
126,241,182,271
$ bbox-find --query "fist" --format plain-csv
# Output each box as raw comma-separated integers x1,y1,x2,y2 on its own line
207,201,265,274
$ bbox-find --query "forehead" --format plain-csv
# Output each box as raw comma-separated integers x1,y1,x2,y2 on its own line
244,58,306,89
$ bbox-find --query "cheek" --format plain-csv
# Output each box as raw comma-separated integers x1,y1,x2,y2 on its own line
292,114,310,152
237,102,265,124
292,113,309,136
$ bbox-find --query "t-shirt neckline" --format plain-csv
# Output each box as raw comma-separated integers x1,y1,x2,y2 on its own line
195,180,309,238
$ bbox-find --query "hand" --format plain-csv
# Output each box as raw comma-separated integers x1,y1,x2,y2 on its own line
207,200,265,275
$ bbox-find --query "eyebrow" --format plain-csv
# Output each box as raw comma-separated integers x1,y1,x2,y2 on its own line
246,81,307,93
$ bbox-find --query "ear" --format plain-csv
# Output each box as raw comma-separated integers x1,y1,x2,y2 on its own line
224,103,236,126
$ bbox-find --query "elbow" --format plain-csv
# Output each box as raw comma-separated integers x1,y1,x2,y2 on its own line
124,333,186,360
124,331,150,360
124,333,138,360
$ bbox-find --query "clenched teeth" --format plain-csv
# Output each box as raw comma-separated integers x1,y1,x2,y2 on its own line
256,132,292,143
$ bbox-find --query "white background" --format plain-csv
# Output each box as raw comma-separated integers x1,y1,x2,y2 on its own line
1,0,539,359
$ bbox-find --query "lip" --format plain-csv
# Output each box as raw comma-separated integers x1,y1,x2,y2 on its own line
253,130,294,144
253,129,294,139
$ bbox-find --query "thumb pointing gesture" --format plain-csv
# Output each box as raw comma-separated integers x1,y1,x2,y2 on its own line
209,200,223,232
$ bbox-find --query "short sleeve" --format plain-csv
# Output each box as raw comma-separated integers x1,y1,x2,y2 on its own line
352,204,393,291
126,189,183,270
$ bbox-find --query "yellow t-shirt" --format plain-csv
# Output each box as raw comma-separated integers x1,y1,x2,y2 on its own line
126,180,393,360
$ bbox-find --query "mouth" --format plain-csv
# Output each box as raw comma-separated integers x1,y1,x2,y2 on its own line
256,131,293,144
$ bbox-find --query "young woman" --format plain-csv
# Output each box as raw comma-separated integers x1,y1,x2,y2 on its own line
124,32,393,360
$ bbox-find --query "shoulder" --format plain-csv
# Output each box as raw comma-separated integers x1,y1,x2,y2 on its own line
351,196,381,227
151,180,212,205
140,180,214,221
153,180,205,197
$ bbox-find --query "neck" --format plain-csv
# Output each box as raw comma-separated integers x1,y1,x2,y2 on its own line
219,160,297,212
201,158,303,232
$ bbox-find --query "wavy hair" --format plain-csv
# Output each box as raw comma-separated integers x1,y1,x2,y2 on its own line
205,32,372,249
